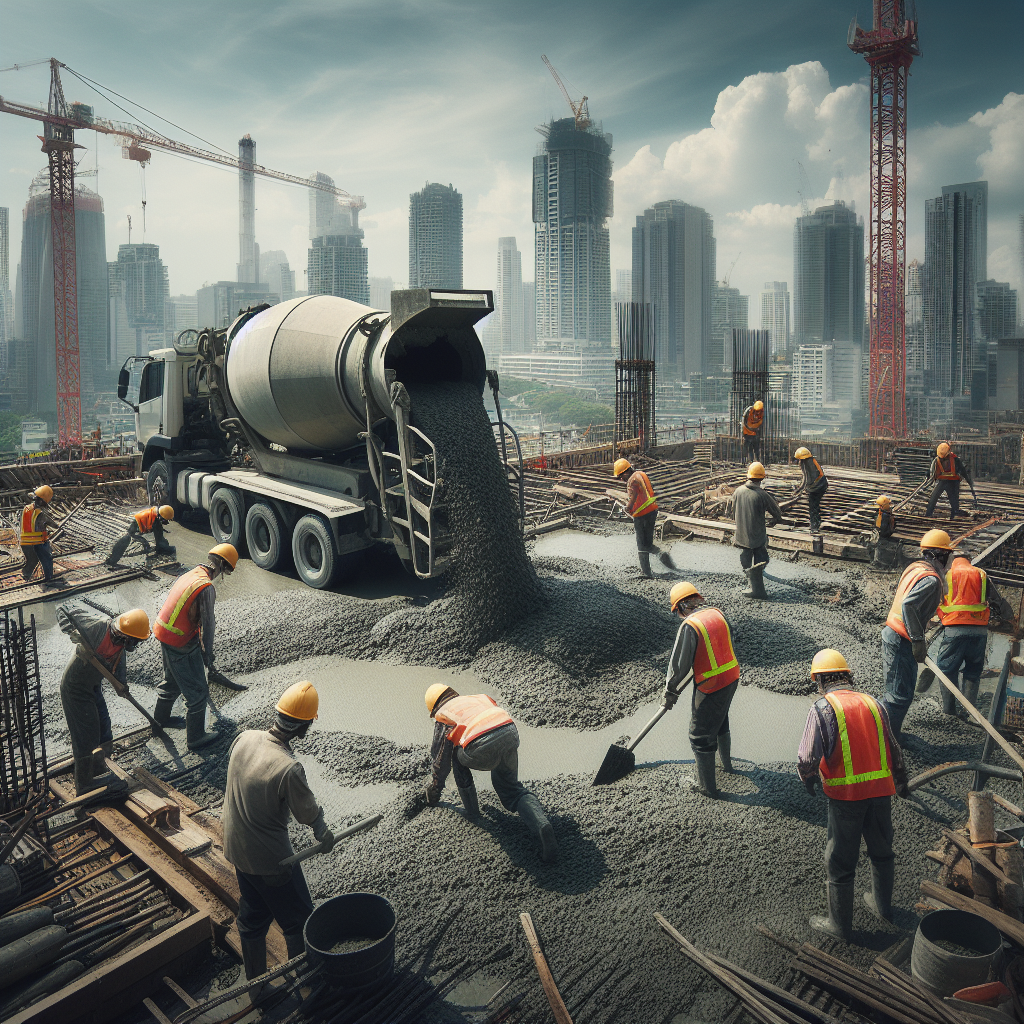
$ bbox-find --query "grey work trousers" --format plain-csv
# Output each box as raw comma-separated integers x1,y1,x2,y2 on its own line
59,655,109,760
158,639,209,713
689,680,738,755
457,723,529,812
738,545,769,570
925,480,961,518
21,542,53,582
236,867,314,950
633,510,661,574
936,631,986,715
881,625,917,736
742,436,761,464
807,483,828,531
825,795,894,885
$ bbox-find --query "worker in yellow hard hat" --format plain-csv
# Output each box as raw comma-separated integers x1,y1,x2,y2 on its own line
153,543,240,750
222,681,331,992
732,462,783,599
798,649,909,943
880,529,954,738
792,447,829,533
613,458,675,577
925,442,976,520
57,601,152,803
740,399,765,463
20,484,60,585
105,504,176,566
664,582,741,799
867,495,899,570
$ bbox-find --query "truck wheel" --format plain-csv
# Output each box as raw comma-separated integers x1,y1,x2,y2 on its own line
209,487,247,555
245,503,291,572
147,461,181,516
292,514,341,589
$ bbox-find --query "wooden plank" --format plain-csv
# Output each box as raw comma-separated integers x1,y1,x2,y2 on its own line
133,766,203,814
519,912,574,1024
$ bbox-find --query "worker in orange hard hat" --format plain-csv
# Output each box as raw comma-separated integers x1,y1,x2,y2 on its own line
153,543,240,751
740,399,765,463
925,442,977,520
792,447,829,533
732,462,783,599
613,458,675,577
20,485,60,585
105,505,176,566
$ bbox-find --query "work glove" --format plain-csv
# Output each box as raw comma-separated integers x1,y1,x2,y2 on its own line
895,780,910,800
425,781,441,807
662,687,680,710
312,812,335,853
803,776,818,796
912,640,927,664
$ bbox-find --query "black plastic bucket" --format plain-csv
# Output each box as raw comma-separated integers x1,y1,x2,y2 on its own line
303,893,396,993
911,909,1001,996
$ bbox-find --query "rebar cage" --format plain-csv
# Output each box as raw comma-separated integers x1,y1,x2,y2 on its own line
615,303,657,454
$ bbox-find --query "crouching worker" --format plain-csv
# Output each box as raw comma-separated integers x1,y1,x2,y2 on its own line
424,684,558,863
223,681,334,990
106,505,175,566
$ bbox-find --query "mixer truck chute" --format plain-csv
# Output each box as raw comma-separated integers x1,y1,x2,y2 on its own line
119,289,498,589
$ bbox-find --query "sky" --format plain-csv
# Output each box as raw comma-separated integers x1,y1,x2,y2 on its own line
1,0,1022,319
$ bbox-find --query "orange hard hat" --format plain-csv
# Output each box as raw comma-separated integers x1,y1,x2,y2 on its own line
209,543,238,570
753,401,764,412
936,442,951,458
34,485,53,503
116,608,151,641
276,681,319,721
747,462,766,480
158,505,175,521
794,447,812,460
670,581,701,612
876,495,891,508
425,683,458,717
811,649,850,677
921,528,955,552
613,458,631,477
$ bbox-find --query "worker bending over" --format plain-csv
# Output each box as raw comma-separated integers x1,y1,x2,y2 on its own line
925,442,977,520
664,582,740,799
741,400,764,463
798,650,909,943
57,602,151,801
867,495,898,570
106,505,176,566
20,485,59,585
424,684,557,863
732,462,782,600
613,458,674,577
793,447,828,533
881,529,952,738
153,542,237,750
223,682,333,990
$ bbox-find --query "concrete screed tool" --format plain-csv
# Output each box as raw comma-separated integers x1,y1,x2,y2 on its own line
280,813,383,867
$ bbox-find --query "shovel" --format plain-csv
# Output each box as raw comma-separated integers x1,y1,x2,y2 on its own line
207,665,247,692
279,813,383,868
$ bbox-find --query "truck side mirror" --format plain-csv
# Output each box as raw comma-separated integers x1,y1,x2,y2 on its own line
117,366,130,402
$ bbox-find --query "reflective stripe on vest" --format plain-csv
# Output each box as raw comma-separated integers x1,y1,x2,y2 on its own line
686,607,741,693
153,567,212,647
936,454,960,481
134,507,158,532
819,690,895,801
435,694,514,749
938,556,989,626
20,505,46,545
630,471,658,518
885,561,941,640
743,409,763,435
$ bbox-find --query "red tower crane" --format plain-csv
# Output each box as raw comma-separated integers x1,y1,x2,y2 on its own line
849,2,920,438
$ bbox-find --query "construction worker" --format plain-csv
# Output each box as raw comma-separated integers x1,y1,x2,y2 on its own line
20,485,59,584
798,649,909,942
733,462,782,599
741,400,765,463
881,528,953,738
223,681,333,988
613,458,674,577
664,582,740,799
925,442,977,520
424,684,557,863
105,505,176,566
792,447,829,533
57,602,152,802
867,495,898,569
152,543,237,750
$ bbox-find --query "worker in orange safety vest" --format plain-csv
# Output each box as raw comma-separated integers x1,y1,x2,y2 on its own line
20,485,59,584
798,649,909,943
925,442,977,520
105,505,176,566
613,458,675,577
423,684,557,863
741,399,765,463
663,581,741,799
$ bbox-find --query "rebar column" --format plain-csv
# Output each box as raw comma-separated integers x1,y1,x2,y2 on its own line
615,303,657,456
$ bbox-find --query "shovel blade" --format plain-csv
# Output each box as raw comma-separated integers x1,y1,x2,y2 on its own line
592,744,636,786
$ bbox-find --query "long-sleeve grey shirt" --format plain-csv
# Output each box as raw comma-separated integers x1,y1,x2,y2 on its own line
885,557,945,643
430,720,474,792
732,481,782,549
665,611,735,691
929,455,974,489
196,585,216,662
57,603,127,685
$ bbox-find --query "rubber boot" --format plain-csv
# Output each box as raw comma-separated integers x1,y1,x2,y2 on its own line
638,551,653,578
92,740,113,775
154,541,176,556
885,702,908,741
284,932,305,960
963,677,981,713
691,751,719,798
457,785,480,819
185,709,219,751
517,793,558,863
241,936,268,1004
73,756,127,803
940,679,958,716
153,696,184,728
862,860,895,923
743,565,767,599
810,881,855,943
717,733,733,773
105,534,132,566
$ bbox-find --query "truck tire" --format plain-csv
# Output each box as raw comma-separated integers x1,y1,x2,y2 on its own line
292,514,343,590
209,487,247,555
245,503,291,572
147,461,181,517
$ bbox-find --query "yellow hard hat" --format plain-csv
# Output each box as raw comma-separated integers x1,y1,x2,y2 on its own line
34,485,53,503
158,505,175,521
276,681,319,720
209,543,238,570
876,495,891,508
613,458,631,477
425,683,458,717
936,442,951,458
669,581,701,612
753,401,764,412
810,649,849,677
747,462,766,480
794,447,812,460
116,608,151,641
921,528,955,551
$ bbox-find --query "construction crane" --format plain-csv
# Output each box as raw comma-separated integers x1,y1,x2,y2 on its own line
849,1,920,439
723,252,742,289
541,55,591,131
795,161,812,216
0,59,364,445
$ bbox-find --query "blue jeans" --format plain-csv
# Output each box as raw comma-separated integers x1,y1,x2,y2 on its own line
158,639,209,713
881,625,917,735
236,866,314,955
457,723,529,812
936,630,986,715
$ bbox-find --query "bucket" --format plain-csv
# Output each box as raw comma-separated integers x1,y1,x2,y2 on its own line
303,893,396,992
911,909,1002,996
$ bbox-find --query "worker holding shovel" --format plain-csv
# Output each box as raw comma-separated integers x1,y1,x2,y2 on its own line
612,458,675,577
105,504,176,566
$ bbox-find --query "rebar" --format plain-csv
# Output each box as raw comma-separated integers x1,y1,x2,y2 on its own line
615,302,657,456
729,328,791,464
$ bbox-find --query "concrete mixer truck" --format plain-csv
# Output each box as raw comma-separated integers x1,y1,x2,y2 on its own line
118,288,504,589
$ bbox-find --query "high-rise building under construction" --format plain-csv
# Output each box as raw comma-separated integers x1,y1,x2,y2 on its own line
108,244,170,367
409,183,463,290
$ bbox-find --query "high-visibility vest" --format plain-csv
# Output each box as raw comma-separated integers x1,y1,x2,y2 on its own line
686,607,741,693
938,556,989,627
935,454,960,481
628,471,658,518
20,504,47,546
134,507,159,532
885,561,941,640
743,408,764,435
818,690,896,801
154,567,213,647
435,694,514,749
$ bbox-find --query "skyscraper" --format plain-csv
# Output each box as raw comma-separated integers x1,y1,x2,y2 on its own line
522,281,536,352
760,282,791,359
0,208,10,359
977,281,1019,341
496,237,524,355
369,277,401,311
534,118,613,347
307,172,369,305
237,135,257,284
631,200,716,379
108,244,170,368
409,183,463,290
164,294,198,345
905,260,925,372
259,250,295,303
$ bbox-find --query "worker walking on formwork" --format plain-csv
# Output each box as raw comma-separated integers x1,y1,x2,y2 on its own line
881,529,953,739
741,400,765,463
925,442,977,520
792,447,829,533
867,495,899,570
732,462,783,600
424,684,558,863
105,505,176,566
613,458,675,577
152,543,237,750
663,582,740,799
799,649,909,943
19,485,59,585
223,682,334,990
57,602,152,802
